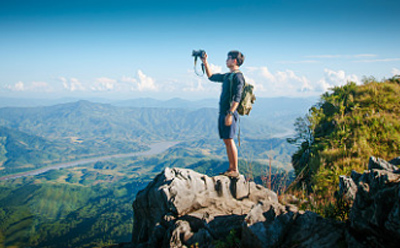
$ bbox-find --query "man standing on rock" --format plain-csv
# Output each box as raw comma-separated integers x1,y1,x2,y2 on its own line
201,51,245,178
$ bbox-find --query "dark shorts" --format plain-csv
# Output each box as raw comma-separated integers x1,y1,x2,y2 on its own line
218,112,238,139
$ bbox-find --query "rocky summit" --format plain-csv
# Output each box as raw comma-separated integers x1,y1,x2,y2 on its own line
132,168,280,247
126,156,400,248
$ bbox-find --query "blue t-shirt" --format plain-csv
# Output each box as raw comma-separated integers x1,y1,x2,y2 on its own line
209,71,245,114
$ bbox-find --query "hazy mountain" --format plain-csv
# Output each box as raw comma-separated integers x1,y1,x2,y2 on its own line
0,98,313,176
0,100,218,141
112,97,219,109
0,99,298,143
0,126,70,175
0,97,310,247
0,96,316,111
0,97,84,108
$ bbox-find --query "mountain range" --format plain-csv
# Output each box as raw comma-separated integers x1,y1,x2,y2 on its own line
0,96,315,247
0,97,314,177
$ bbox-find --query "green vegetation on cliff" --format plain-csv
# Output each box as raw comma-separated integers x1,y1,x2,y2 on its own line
288,76,400,218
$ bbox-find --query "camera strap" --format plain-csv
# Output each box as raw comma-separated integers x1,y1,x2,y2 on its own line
194,56,205,76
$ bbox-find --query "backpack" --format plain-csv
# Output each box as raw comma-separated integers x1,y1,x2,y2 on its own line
228,70,256,116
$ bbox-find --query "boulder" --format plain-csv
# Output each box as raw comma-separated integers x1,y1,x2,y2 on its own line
349,168,400,247
242,203,346,248
340,156,400,247
128,156,400,248
389,156,400,166
132,167,278,247
369,156,399,172
338,175,358,203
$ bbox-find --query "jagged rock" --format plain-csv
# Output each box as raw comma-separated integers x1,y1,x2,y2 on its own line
338,175,358,203
369,156,399,172
241,202,296,247
242,203,346,248
128,156,400,248
280,211,346,248
389,156,400,166
349,167,400,247
132,167,278,247
351,170,363,184
339,157,400,206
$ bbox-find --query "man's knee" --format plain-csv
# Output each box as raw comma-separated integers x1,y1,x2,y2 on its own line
223,138,234,147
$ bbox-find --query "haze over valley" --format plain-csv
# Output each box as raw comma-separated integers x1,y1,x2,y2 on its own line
0,96,313,247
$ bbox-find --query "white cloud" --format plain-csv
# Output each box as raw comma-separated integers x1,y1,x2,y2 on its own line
244,75,266,92
392,68,400,76
316,69,360,92
276,70,311,93
5,81,25,91
259,67,276,82
180,68,221,94
183,78,205,92
121,76,137,84
137,70,157,91
242,67,362,97
209,63,222,73
120,76,138,91
306,55,343,58
91,77,117,91
245,66,312,95
306,54,378,59
354,58,400,63
277,60,319,64
4,81,52,92
31,81,51,92
101,71,157,92
60,77,85,92
189,63,222,76
354,54,377,58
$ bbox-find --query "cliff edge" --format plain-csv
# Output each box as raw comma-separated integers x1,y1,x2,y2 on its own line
107,156,400,247
130,167,349,247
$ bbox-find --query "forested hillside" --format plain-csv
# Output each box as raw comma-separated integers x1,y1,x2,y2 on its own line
0,125,147,177
0,97,311,247
0,127,71,175
0,100,218,142
0,98,309,177
288,76,400,218
0,142,293,247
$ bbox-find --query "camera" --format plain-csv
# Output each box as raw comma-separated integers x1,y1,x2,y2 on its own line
192,50,206,59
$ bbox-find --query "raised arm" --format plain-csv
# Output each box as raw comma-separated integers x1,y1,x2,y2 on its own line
201,53,213,78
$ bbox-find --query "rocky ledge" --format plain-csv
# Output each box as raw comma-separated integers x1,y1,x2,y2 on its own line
126,156,400,248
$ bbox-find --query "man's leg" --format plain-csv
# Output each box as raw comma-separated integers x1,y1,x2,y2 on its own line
223,138,238,172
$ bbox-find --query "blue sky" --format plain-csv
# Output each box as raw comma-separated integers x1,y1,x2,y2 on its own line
1,0,399,100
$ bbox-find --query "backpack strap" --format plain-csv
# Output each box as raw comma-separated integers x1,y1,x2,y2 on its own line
227,70,242,147
228,70,241,106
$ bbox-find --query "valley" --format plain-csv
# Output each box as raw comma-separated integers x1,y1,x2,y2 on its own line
0,141,179,181
0,97,313,247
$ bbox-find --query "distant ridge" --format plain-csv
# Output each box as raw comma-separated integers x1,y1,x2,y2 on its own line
0,96,316,110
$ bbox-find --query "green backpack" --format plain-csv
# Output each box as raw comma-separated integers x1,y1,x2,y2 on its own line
228,70,256,116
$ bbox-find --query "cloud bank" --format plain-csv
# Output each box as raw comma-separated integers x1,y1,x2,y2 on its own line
1,65,393,99
243,66,360,96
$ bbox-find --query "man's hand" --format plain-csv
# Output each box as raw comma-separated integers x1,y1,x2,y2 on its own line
225,114,233,126
225,102,239,126
201,53,208,64
201,53,213,78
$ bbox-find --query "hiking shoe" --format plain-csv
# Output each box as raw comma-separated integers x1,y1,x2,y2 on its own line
223,170,240,178
219,170,233,175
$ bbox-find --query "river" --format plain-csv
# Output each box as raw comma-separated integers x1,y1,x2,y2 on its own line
0,141,180,181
